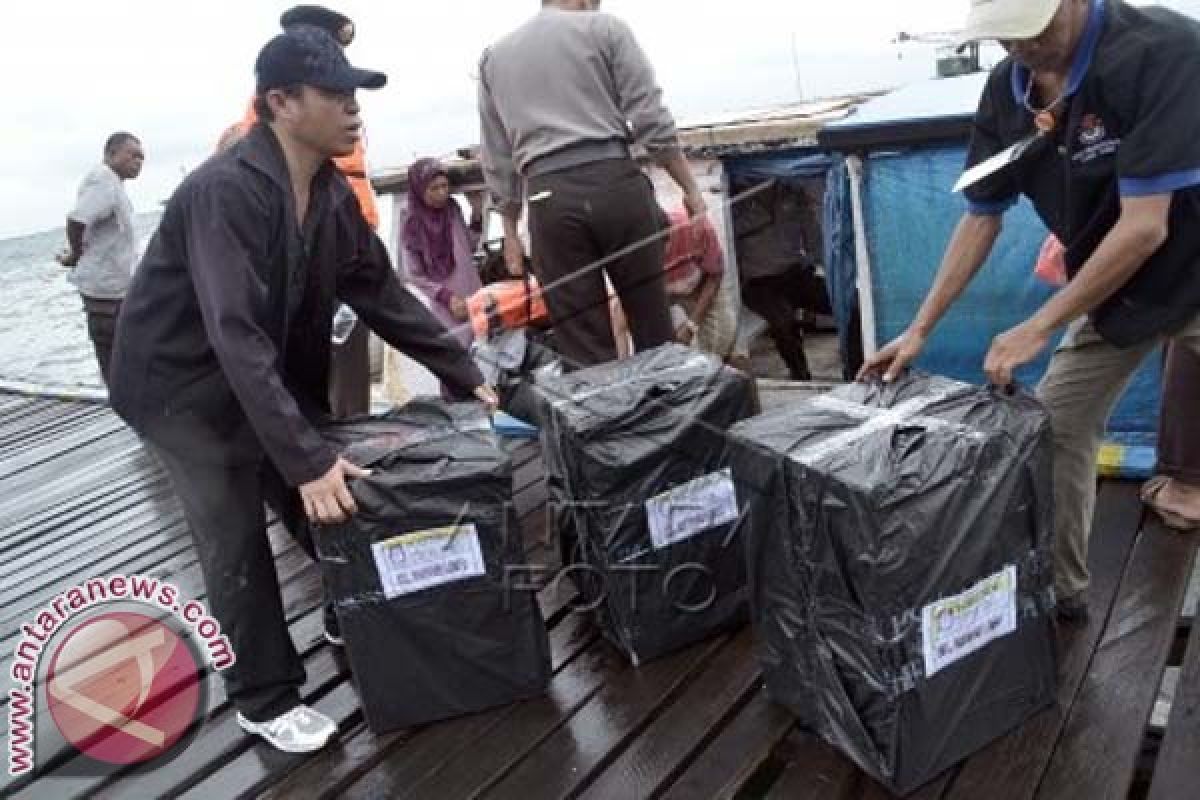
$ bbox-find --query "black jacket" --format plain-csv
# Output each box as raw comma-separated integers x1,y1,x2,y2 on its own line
110,124,484,486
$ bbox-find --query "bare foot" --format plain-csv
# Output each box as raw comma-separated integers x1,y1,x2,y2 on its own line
1142,475,1200,531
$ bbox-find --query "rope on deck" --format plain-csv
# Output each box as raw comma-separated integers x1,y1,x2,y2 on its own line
0,379,108,404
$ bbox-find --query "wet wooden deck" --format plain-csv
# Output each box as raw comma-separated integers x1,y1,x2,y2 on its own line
2,389,1197,800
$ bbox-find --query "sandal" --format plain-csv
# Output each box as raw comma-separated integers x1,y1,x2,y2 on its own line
1141,475,1200,531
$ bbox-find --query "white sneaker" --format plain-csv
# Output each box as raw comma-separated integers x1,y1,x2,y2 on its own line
236,705,337,753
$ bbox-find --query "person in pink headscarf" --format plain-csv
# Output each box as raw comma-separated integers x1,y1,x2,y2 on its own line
402,158,482,348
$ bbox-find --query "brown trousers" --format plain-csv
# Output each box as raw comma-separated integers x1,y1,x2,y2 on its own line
527,158,673,369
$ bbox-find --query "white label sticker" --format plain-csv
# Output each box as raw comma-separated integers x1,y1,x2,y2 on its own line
645,469,739,550
922,565,1018,677
371,524,486,598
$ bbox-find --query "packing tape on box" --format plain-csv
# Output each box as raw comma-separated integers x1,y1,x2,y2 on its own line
795,383,978,465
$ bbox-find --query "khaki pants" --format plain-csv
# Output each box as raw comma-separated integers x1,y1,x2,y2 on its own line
1038,312,1200,599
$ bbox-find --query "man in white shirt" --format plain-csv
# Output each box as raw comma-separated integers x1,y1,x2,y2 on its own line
58,132,144,384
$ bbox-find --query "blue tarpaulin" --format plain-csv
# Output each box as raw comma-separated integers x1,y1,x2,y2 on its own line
723,151,832,184
860,144,1160,445
817,76,1161,456
821,156,860,373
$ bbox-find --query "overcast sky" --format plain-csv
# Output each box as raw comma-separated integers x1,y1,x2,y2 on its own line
2,0,1194,239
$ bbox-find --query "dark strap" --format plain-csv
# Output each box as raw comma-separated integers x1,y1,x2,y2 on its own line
485,294,499,338
523,271,534,324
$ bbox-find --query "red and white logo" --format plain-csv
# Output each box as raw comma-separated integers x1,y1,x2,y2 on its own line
1078,114,1107,146
45,612,201,766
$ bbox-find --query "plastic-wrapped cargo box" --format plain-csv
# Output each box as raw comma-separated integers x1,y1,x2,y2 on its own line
317,402,551,732
728,372,1058,795
534,344,757,664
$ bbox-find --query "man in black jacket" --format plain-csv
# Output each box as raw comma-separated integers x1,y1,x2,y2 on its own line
110,26,495,753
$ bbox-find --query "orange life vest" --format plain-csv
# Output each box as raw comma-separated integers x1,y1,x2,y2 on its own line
467,278,550,340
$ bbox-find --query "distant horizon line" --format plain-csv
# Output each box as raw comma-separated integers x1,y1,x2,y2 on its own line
0,209,165,244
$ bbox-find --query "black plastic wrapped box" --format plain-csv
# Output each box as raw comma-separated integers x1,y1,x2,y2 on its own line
533,344,757,664
317,401,551,733
727,373,1057,795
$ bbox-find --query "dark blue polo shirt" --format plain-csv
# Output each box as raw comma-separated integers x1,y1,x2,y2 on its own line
964,0,1200,347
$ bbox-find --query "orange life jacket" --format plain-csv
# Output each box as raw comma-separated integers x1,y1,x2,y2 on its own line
225,100,380,230
467,278,550,340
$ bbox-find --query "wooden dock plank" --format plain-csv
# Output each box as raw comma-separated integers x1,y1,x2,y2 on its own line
268,602,596,800
1,548,321,798
176,675,364,800
658,690,795,800
764,733,861,800
0,524,298,694
18,444,558,799
578,629,761,800
477,636,730,800
1,501,185,608
11,609,329,800
4,394,1196,800
1,474,176,569
0,394,38,416
1149,602,1200,800
0,434,148,528
0,415,127,480
174,564,582,800
1036,519,1198,800
857,771,953,800
133,639,346,800
0,443,155,530
942,481,1145,800
259,720,413,800
0,403,105,447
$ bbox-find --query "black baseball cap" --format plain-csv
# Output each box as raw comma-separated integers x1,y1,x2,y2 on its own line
255,25,386,93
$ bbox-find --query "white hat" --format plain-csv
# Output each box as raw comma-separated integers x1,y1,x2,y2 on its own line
958,0,1061,43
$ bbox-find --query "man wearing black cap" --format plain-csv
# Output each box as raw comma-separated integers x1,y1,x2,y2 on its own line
110,26,495,753
861,0,1200,623
220,6,381,420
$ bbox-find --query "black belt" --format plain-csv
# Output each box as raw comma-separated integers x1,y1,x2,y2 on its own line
525,139,631,179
